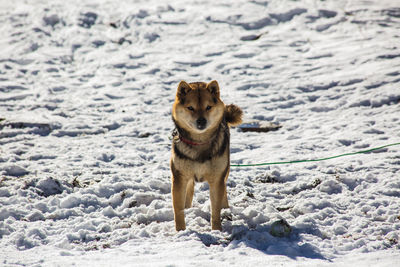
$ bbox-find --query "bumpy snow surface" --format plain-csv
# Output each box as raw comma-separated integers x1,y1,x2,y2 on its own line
1,0,400,266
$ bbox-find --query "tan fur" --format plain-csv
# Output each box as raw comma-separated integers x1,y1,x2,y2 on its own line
171,80,243,231
225,104,243,126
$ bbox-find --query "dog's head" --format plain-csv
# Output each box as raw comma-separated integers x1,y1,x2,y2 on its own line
172,80,225,133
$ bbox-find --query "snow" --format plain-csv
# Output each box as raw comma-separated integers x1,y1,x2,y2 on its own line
1,0,400,266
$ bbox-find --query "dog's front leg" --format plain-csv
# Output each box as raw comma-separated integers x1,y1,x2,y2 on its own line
209,179,225,230
172,173,188,231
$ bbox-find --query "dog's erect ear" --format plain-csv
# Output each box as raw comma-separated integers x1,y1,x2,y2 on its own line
177,81,190,103
206,80,220,98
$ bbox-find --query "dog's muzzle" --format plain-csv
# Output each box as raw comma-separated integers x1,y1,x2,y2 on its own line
196,117,207,130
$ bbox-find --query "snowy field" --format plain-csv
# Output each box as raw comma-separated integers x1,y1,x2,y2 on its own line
1,0,400,266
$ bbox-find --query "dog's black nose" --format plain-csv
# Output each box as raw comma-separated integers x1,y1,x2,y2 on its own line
196,117,207,129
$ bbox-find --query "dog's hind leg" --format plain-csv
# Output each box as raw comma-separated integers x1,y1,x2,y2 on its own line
209,179,224,230
185,179,194,209
221,188,229,209
221,170,229,209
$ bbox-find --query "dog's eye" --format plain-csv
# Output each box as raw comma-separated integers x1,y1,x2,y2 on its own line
206,105,212,111
187,106,194,111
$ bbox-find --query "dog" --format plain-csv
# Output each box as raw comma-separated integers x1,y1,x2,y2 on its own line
170,80,243,231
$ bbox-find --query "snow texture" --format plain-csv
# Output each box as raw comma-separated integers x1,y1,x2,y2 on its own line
0,0,400,266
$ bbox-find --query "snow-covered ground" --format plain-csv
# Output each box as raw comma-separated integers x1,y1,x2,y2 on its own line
1,0,400,266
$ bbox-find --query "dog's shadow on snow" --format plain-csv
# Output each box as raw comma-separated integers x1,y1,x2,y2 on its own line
190,224,327,261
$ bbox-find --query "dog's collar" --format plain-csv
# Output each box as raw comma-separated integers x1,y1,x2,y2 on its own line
179,135,209,146
172,128,209,146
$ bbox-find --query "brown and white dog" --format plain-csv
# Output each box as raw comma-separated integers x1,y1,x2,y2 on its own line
170,80,242,231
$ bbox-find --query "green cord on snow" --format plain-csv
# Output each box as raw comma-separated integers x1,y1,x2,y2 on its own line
230,142,400,167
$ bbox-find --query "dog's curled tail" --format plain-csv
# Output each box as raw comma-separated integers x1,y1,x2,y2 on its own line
225,104,243,127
